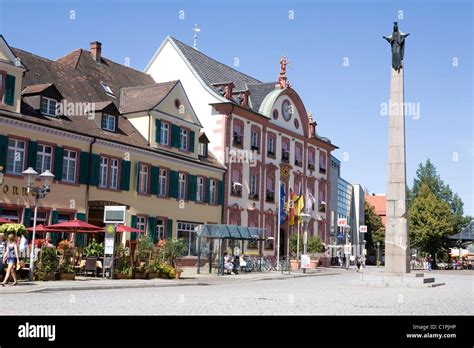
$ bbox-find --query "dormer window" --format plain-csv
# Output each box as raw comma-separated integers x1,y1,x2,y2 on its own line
40,97,58,117
102,114,117,132
199,142,207,157
101,82,115,98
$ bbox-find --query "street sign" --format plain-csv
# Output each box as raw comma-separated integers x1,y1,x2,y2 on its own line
359,225,368,233
344,244,351,255
104,205,126,224
337,218,347,227
104,224,115,254
300,254,310,269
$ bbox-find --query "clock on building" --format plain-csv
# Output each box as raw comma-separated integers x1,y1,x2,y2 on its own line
282,99,292,121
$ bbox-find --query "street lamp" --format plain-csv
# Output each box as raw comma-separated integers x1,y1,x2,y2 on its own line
376,241,381,267
300,212,311,274
22,167,54,281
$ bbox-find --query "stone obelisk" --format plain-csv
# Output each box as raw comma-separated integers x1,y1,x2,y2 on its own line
384,22,410,274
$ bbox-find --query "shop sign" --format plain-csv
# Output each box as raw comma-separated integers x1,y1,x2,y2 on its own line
1,184,35,197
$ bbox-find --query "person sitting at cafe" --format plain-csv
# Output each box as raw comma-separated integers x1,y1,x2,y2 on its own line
232,254,240,275
223,253,234,274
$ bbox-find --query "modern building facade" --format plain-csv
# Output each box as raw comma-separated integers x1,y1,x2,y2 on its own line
0,36,225,262
145,37,337,256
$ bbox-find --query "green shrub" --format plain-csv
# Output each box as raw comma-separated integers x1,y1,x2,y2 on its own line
84,239,104,257
35,246,59,281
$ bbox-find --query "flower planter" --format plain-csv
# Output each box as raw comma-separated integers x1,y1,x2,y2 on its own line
60,273,75,281
147,272,159,279
309,260,318,269
290,259,299,271
133,271,147,279
114,273,131,280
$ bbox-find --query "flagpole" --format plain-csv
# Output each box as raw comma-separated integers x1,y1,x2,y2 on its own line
296,218,300,262
276,180,281,270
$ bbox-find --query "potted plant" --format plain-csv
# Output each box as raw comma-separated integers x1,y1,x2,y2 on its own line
35,246,59,281
165,238,186,279
0,223,27,237
59,245,76,280
114,244,132,279
307,236,324,269
84,239,104,258
133,235,155,279
289,234,303,271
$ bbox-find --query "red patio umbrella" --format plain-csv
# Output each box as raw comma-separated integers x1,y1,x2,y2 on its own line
27,224,51,233
115,224,145,233
47,219,102,231
0,217,12,224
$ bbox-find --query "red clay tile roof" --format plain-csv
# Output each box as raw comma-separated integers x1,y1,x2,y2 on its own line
365,194,387,226
120,81,179,114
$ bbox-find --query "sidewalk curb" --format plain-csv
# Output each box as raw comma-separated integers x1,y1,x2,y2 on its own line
1,270,341,294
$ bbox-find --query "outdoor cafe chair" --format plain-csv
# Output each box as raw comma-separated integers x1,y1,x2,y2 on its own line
83,257,98,277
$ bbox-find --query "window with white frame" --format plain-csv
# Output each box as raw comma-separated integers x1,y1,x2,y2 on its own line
99,156,109,188
196,177,204,202
30,211,47,227
40,97,58,117
160,123,169,145
158,169,167,197
62,149,77,183
6,139,26,174
101,82,115,97
136,216,147,232
139,164,149,194
177,221,201,256
36,144,53,174
156,218,165,240
198,143,207,157
251,130,259,149
250,174,258,196
110,159,119,190
178,173,187,200
180,128,188,150
101,114,117,132
267,136,275,155
209,179,217,204
0,209,19,223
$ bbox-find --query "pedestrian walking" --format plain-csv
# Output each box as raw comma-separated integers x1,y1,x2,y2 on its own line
0,234,6,280
427,255,432,272
2,233,20,286
356,256,362,272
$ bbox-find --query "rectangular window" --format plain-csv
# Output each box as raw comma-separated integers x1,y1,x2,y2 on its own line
198,143,207,157
251,131,259,149
62,149,77,183
250,174,258,195
0,73,4,103
40,97,57,117
158,169,168,197
319,151,327,174
30,211,48,227
36,144,53,174
136,216,147,232
99,156,108,188
160,123,169,145
180,128,188,150
110,159,119,190
295,143,303,166
196,177,204,202
266,175,274,202
156,219,165,240
209,179,217,204
0,209,20,223
281,137,290,162
6,138,26,174
102,114,116,132
233,121,243,146
177,222,200,256
267,136,275,156
139,164,149,194
178,172,187,200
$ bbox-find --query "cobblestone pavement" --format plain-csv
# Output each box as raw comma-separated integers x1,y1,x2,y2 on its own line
1,267,472,315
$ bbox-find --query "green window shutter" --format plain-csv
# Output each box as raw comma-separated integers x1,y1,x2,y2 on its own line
27,141,38,170
120,160,131,191
205,178,211,203
51,210,59,225
23,208,31,228
155,119,161,144
148,216,157,243
188,174,197,201
167,219,173,239
76,212,86,221
79,151,90,185
189,131,195,152
130,215,137,241
53,147,64,181
171,125,180,148
169,170,178,198
5,74,15,106
0,135,8,168
89,154,100,186
135,161,140,192
218,180,225,205
150,166,159,195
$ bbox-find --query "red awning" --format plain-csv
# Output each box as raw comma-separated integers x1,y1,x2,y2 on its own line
115,224,145,233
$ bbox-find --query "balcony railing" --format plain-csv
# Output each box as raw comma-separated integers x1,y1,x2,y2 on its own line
266,190,275,202
281,150,289,163
233,133,243,147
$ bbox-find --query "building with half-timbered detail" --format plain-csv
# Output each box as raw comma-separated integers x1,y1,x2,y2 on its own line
0,36,225,260
145,37,338,257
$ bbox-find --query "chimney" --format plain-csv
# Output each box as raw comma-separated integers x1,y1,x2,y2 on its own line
90,41,102,62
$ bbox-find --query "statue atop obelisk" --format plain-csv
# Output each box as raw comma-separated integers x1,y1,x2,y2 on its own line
384,22,410,274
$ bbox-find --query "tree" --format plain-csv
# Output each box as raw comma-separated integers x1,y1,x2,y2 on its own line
410,159,465,234
364,201,385,251
408,183,453,264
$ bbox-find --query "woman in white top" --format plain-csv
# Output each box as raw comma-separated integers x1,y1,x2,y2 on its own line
2,233,20,286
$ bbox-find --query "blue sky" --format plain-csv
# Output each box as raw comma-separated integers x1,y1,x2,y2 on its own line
1,0,472,214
